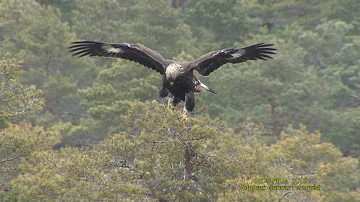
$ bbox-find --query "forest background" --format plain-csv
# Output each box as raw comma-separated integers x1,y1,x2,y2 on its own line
0,0,359,201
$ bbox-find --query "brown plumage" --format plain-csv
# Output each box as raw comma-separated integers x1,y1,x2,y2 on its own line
69,41,276,115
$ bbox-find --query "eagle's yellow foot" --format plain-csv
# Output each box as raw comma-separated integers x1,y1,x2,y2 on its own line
167,103,174,109
180,114,188,122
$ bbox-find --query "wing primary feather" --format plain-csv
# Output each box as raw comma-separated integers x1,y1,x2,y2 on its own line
69,40,167,75
78,52,91,58
69,47,91,53
72,49,90,57
258,54,273,59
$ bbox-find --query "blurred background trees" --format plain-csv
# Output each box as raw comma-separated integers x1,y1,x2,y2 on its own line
0,0,359,201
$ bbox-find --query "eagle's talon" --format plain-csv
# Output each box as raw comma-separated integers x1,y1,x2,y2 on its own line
180,114,188,122
167,103,173,109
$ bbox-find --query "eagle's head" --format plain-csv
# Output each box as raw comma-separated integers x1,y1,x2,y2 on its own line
166,63,184,85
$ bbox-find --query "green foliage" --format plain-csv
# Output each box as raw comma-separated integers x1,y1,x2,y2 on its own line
76,60,161,139
0,54,44,127
4,102,263,201
245,0,360,34
4,103,359,201
0,0,93,128
8,147,148,201
218,124,360,202
312,108,360,157
119,101,263,200
184,0,261,47
275,20,360,155
71,0,193,59
0,122,60,198
36,0,76,22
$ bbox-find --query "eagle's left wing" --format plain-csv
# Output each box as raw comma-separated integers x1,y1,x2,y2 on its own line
69,40,168,75
190,43,276,76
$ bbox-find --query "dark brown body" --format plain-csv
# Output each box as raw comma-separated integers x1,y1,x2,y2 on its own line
160,67,196,113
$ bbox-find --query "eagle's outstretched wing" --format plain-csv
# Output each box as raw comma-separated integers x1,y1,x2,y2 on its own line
69,40,168,75
190,43,277,76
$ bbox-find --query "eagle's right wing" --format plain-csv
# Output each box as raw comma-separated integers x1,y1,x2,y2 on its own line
190,43,276,76
69,40,168,75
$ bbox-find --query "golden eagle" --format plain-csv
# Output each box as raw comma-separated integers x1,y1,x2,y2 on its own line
69,41,276,117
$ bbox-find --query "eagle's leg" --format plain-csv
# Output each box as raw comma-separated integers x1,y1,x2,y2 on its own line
159,87,169,98
181,92,195,121
185,91,195,113
167,95,175,109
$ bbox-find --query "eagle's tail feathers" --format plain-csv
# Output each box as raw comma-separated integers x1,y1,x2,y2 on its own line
199,80,216,94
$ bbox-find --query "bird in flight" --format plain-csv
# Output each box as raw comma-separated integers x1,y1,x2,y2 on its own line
69,41,276,120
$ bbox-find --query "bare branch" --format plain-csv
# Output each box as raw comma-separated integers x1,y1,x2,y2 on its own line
278,190,292,202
